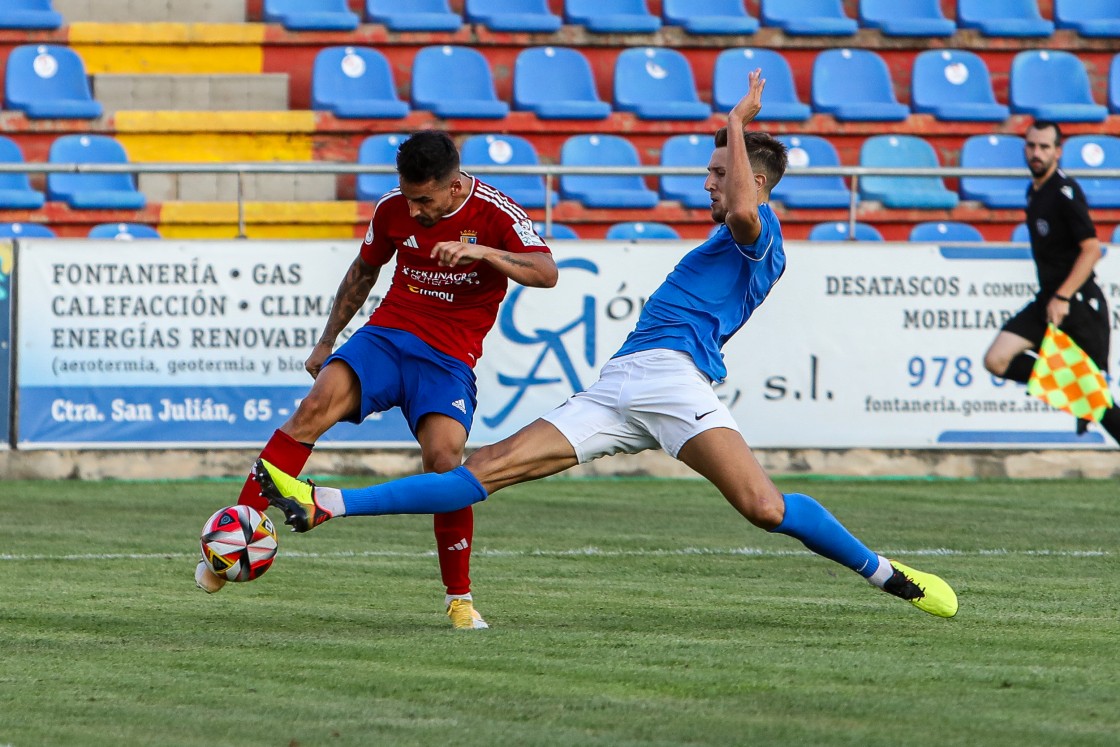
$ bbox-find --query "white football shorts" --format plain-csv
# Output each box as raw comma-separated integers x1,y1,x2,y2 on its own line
542,348,740,463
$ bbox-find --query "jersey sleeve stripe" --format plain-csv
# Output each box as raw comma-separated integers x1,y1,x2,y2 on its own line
475,182,531,223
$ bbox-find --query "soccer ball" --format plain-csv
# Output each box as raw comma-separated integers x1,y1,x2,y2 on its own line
200,505,278,582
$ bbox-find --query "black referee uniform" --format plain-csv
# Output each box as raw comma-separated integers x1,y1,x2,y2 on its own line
1002,168,1110,371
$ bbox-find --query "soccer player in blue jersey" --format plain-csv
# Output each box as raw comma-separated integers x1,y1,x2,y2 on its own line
255,70,958,619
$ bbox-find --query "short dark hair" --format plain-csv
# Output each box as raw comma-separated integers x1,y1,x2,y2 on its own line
1028,119,1063,146
396,130,460,184
713,128,788,189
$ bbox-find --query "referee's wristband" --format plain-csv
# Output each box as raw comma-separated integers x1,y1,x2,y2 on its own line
1054,293,1072,302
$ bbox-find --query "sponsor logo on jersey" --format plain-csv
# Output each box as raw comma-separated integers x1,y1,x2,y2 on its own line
1036,218,1050,237
460,230,478,244
514,219,546,247
451,398,467,414
1061,185,1074,200
364,222,374,244
407,284,455,303
403,235,419,249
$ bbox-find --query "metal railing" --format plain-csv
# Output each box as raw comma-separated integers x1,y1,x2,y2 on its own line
4,162,1118,238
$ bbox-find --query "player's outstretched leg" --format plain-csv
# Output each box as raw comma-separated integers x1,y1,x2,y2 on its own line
254,459,336,532
881,560,958,618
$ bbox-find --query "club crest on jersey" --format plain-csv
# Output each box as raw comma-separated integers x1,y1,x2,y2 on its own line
1061,186,1074,200
460,230,478,244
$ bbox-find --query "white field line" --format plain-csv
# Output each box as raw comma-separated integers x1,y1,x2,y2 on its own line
0,547,1110,562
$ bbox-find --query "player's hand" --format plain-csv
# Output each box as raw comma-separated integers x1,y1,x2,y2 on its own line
305,341,333,379
728,68,765,126
1046,297,1070,327
432,240,487,267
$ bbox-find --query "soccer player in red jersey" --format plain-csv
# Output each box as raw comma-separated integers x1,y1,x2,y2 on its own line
195,131,558,629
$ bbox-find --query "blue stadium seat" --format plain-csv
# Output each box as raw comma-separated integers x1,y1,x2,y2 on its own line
911,50,1010,122
559,134,659,209
88,223,161,240
465,0,562,32
1060,135,1120,208
613,48,710,121
1012,223,1031,243
772,135,850,209
46,135,146,210
909,222,985,243
1111,54,1120,114
659,134,710,209
356,134,404,202
365,0,462,31
0,222,55,238
859,135,959,209
564,0,661,33
263,0,359,31
957,0,1054,37
411,46,510,119
1054,0,1120,37
859,0,954,37
759,0,857,36
0,136,45,210
311,47,409,119
606,222,680,240
461,134,556,209
713,49,811,120
513,47,611,120
811,49,909,122
1009,50,1108,123
3,45,103,119
534,222,580,240
809,222,884,241
662,0,758,35
1112,225,1120,244
0,0,62,29
959,134,1028,209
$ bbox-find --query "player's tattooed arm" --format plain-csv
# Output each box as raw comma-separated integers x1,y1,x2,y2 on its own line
432,241,558,288
305,256,381,378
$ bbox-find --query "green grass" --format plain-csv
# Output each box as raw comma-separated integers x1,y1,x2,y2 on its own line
1,477,1118,747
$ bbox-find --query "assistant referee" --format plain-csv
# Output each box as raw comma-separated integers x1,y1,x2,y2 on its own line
982,119,1120,443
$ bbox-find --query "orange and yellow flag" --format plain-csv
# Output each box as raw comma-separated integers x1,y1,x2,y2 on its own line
1027,325,1113,421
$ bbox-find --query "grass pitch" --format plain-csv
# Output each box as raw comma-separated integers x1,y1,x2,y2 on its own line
1,475,1118,746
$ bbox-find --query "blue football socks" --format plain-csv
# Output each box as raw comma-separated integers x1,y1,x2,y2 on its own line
771,492,880,579
341,466,488,516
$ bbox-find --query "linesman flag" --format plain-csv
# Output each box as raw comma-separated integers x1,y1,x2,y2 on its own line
1027,324,1113,422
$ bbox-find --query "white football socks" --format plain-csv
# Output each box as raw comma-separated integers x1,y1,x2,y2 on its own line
314,486,346,517
866,555,895,588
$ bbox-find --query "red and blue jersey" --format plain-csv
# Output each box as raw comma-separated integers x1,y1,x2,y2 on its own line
359,175,550,367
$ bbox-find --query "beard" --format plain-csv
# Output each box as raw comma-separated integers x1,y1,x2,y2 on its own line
1028,159,1049,178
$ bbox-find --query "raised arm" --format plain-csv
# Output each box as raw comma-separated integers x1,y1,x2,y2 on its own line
724,69,766,246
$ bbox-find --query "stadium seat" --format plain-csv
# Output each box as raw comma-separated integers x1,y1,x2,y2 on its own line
464,0,562,32
356,134,404,202
859,135,959,209
1012,223,1031,243
909,222,985,243
3,45,103,119
1111,54,1120,114
311,47,409,119
1009,50,1108,123
859,0,954,37
1054,0,1120,37
1112,225,1120,244
659,134,710,209
661,0,758,35
811,49,909,122
559,135,659,209
959,134,1028,209
713,49,811,121
809,222,884,241
772,135,850,209
88,223,161,240
262,0,359,31
46,135,146,210
534,222,580,240
606,222,680,240
910,50,1010,122
613,48,710,121
564,0,661,33
759,0,857,36
366,0,462,31
513,47,611,120
0,136,45,210
0,222,55,238
0,0,62,29
461,134,556,209
411,46,510,119
957,0,1054,37
1060,135,1120,208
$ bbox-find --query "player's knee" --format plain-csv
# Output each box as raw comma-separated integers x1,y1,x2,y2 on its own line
423,450,463,474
